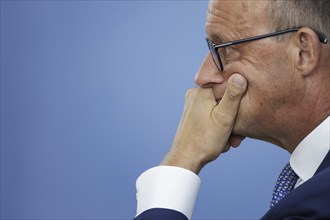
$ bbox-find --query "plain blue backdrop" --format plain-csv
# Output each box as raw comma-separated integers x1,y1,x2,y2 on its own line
1,1,290,219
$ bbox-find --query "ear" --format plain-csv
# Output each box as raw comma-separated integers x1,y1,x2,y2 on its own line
293,27,321,76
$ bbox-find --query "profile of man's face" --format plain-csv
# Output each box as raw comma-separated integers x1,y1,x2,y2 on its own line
197,0,302,144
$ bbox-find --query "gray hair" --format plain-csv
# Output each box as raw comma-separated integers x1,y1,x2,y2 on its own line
268,0,329,38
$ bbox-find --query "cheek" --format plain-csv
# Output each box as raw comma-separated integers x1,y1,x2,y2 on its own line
224,42,292,105
231,43,297,135
239,82,265,115
240,44,292,98
240,40,291,74
230,64,278,120
238,59,296,124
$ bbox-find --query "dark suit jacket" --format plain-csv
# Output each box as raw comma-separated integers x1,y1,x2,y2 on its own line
135,151,330,220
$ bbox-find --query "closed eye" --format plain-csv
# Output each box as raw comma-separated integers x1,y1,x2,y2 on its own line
221,46,241,63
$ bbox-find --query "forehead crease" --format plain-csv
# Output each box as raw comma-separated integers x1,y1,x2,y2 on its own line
206,3,233,41
207,4,222,19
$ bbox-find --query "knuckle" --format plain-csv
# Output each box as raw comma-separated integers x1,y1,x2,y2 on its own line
226,87,242,101
218,115,232,128
212,108,232,128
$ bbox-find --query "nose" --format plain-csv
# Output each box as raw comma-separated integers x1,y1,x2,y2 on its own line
194,53,225,87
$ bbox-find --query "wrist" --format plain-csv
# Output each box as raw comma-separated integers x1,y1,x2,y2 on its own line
160,149,205,174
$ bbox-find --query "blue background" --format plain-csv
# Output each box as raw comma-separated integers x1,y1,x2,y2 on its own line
1,1,290,219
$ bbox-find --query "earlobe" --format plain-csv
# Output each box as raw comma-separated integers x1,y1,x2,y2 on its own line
295,27,321,76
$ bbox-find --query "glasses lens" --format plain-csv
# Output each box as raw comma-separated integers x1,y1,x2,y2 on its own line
206,39,223,71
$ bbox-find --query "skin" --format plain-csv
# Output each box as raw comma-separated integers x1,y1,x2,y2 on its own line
161,0,330,174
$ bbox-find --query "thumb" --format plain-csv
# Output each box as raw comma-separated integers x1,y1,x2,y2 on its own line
212,73,248,128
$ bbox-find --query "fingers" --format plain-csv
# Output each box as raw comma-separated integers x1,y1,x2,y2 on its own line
186,87,216,103
212,74,247,129
181,87,216,125
229,134,246,147
163,74,247,173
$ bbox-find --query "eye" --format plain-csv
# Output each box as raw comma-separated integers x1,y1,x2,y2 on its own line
218,47,227,61
222,46,240,62
218,47,233,63
224,47,234,56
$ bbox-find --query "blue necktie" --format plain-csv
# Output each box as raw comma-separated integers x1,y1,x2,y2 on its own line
270,162,299,208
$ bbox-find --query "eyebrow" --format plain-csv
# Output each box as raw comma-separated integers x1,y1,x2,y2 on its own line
208,32,224,44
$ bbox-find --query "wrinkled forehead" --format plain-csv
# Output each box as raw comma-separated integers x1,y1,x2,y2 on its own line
206,0,271,40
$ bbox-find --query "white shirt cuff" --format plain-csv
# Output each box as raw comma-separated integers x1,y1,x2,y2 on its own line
135,165,201,219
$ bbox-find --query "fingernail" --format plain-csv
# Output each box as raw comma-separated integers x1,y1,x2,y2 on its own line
231,74,246,88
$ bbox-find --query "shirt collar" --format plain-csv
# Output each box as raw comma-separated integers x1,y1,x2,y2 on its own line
290,116,330,182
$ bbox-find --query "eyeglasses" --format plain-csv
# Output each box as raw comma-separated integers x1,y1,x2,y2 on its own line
206,27,328,71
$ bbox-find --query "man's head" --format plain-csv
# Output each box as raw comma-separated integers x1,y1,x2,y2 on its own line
195,0,329,151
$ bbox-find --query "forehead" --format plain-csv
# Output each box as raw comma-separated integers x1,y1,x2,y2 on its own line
206,0,270,41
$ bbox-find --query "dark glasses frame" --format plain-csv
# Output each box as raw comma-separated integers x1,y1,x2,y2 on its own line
206,27,328,71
